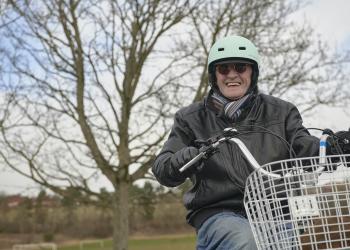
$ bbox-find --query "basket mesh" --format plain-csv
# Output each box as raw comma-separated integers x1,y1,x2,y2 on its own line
244,155,350,250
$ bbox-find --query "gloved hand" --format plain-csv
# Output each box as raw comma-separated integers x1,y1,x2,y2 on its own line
327,130,350,154
335,130,350,153
170,146,203,178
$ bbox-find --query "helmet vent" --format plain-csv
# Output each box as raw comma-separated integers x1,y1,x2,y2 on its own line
239,47,246,50
218,48,224,51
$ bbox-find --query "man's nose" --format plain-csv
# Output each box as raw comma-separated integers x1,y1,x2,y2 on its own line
226,67,239,76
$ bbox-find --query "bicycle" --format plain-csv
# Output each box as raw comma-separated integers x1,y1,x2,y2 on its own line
179,127,350,250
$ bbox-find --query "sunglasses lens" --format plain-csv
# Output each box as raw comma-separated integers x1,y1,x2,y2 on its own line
217,64,230,75
235,63,247,73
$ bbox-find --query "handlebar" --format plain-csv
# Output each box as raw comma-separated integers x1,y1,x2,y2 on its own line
229,137,281,178
179,127,347,179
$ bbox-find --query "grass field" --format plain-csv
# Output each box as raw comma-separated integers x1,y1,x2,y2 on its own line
58,234,196,250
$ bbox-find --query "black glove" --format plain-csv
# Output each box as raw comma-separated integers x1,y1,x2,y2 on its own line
327,129,350,154
335,130,350,153
170,146,203,178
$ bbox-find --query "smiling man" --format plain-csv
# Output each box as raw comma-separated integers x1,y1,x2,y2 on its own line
152,35,326,249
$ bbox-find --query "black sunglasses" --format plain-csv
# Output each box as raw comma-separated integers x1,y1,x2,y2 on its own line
216,63,251,75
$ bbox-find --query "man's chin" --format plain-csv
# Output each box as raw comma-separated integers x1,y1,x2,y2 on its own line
223,92,245,101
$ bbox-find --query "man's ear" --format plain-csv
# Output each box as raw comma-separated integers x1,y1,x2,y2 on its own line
208,72,217,88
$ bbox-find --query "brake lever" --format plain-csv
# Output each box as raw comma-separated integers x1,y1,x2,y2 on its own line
179,137,227,173
178,127,239,173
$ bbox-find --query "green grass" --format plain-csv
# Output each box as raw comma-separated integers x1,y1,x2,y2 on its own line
58,234,196,250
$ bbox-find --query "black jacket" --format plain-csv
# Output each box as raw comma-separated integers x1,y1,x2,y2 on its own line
152,93,319,230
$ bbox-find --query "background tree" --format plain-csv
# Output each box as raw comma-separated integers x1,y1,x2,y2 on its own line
0,0,199,249
0,0,349,250
0,1,16,29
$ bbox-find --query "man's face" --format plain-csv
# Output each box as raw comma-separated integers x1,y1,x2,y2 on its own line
215,62,252,100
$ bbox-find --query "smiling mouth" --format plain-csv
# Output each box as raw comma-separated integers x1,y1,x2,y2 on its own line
226,82,241,86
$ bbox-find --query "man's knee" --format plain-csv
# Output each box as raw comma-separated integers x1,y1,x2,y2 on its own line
229,224,257,249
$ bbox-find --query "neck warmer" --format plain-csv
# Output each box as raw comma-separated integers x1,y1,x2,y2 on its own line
207,90,253,122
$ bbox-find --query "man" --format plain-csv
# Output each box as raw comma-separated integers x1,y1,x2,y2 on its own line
152,35,350,249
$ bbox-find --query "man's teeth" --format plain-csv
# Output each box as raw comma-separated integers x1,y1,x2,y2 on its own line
227,82,240,86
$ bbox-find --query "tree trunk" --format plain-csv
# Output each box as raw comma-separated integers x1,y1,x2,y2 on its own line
112,180,129,250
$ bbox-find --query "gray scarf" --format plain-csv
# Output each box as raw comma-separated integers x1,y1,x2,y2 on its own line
208,90,252,121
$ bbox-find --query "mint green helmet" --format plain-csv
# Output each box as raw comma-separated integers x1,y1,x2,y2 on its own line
208,35,260,90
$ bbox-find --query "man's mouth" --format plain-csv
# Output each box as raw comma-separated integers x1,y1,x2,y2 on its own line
226,82,241,86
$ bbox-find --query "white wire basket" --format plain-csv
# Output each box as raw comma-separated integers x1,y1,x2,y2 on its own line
244,154,350,250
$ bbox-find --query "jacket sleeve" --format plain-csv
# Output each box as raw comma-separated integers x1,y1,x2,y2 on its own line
285,105,319,158
152,110,196,187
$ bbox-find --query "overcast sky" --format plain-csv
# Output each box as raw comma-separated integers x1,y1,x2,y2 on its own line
1,0,350,195
302,0,350,49
297,0,350,130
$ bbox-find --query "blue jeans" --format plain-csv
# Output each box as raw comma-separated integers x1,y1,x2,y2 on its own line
196,211,258,250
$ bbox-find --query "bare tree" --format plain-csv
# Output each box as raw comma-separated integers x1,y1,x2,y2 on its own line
0,0,350,250
0,0,199,249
